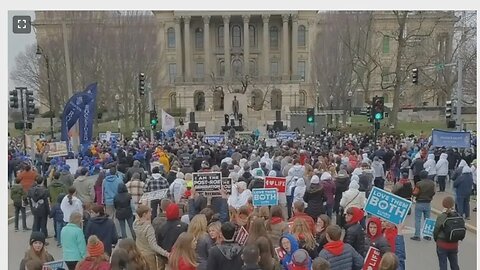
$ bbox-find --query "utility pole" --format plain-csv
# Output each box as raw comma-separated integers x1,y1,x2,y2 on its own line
148,87,154,142
456,11,466,131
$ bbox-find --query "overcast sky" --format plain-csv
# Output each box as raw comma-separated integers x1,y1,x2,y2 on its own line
8,11,36,90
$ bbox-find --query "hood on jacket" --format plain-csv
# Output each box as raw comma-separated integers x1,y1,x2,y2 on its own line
31,185,47,202
279,233,299,255
272,162,282,172
347,207,364,225
289,165,304,178
439,153,448,160
50,181,65,188
166,203,180,220
90,216,110,225
117,183,128,193
296,178,306,188
348,181,359,190
350,175,360,183
152,173,163,180
427,154,435,160
320,172,332,181
367,217,383,240
458,159,467,168
218,243,243,260
323,241,345,256
462,165,472,174
310,175,320,184
105,174,119,182
268,170,277,177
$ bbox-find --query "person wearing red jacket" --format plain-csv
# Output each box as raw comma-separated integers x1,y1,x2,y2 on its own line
343,207,366,257
382,220,398,254
365,217,391,256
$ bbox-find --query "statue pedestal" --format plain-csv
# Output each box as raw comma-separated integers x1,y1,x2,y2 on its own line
224,94,247,119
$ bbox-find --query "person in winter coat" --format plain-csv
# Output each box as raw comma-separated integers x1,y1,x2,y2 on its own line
114,183,136,240
75,235,111,270
359,164,374,198
84,204,118,256
320,172,336,218
255,236,282,270
371,157,386,189
291,219,319,259
19,231,55,270
103,167,123,218
48,172,67,206
318,225,363,270
411,154,425,185
156,203,188,258
411,170,435,241
453,165,474,220
365,217,391,256
343,207,366,257
293,178,307,207
93,172,105,206
11,177,29,231
433,196,460,270
278,233,300,269
424,154,437,181
340,181,366,213
133,205,170,269
249,168,266,190
289,201,316,235
187,214,212,270
61,187,84,225
168,232,199,270
126,160,146,183
206,222,244,270
169,171,186,203
50,193,66,247
28,177,50,238
304,175,325,221
266,206,289,249
287,162,305,218
73,168,95,207
333,172,350,215
228,181,252,210
18,164,38,193
392,171,413,215
61,212,86,270
144,166,171,221
315,214,331,254
58,165,75,189
435,153,449,191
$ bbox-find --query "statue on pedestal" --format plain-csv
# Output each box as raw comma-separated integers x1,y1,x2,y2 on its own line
232,95,239,120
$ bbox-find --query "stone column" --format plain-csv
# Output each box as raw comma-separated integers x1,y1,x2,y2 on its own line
262,14,270,80
307,19,316,83
223,15,231,80
291,14,298,80
282,14,290,81
157,22,166,83
203,16,211,75
183,16,192,82
243,15,250,76
174,17,183,82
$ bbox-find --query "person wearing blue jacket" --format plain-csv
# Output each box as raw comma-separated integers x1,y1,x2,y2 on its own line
84,204,118,256
453,165,474,220
278,233,300,269
61,211,86,270
103,167,123,218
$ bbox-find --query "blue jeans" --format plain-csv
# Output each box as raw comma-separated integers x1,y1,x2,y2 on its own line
436,246,459,270
456,195,470,218
414,202,431,237
56,221,66,244
118,216,136,240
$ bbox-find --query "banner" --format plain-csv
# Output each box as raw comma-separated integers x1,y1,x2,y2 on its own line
162,109,175,132
364,187,412,225
362,246,381,270
99,132,122,142
204,135,225,144
277,131,296,141
431,129,471,148
43,260,65,270
422,218,436,238
61,91,94,149
264,177,286,193
79,83,98,145
252,188,278,207
265,138,278,147
47,141,68,157
235,226,249,246
140,189,169,202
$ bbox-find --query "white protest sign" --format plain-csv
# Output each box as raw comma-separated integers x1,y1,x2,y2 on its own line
140,188,169,203
66,159,79,175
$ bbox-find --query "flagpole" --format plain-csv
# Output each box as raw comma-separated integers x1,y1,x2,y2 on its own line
149,90,154,142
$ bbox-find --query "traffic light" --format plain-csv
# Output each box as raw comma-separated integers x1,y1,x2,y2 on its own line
412,68,418,84
25,90,35,121
9,90,19,109
372,96,385,120
150,110,158,129
366,105,372,122
306,108,315,124
138,73,146,96
445,100,455,128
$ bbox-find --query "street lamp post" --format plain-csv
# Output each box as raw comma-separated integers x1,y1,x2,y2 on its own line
36,45,54,140
115,94,121,133
347,90,353,127
329,94,334,127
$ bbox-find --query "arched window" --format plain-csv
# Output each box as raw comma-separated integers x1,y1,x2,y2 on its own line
249,25,256,48
194,91,205,111
219,60,225,77
271,89,282,110
249,60,257,76
167,27,175,48
232,59,242,77
299,90,307,107
251,89,263,111
169,93,177,109
213,88,224,111
195,28,203,49
232,25,242,48
298,25,306,47
218,26,224,48
270,26,279,49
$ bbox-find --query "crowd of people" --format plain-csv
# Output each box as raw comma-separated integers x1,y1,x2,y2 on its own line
8,128,476,270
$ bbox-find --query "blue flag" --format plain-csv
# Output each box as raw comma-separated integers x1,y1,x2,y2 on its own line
61,91,94,146
79,83,98,145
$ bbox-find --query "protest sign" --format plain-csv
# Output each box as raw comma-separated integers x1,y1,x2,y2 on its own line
193,172,231,196
265,138,278,147
264,177,286,193
362,246,381,270
235,226,249,246
364,187,412,225
65,159,79,175
204,134,225,144
140,189,169,202
431,129,471,148
252,188,278,207
422,218,436,238
277,131,296,141
43,260,65,270
47,141,68,157
99,132,121,142
275,247,287,261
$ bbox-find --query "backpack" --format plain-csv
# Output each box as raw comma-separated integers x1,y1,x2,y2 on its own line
442,212,466,242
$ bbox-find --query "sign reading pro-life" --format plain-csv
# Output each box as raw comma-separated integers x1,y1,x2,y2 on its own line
364,187,412,225
193,172,231,196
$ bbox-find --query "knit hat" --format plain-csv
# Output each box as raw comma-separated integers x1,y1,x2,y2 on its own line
310,175,320,184
291,249,310,268
166,203,180,220
320,172,331,181
337,169,348,178
87,238,105,257
176,172,185,179
29,231,46,246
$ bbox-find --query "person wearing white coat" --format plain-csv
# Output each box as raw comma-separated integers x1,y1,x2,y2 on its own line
169,172,186,203
340,181,366,211
227,181,252,210
293,178,307,207
260,152,273,171
423,154,437,180
60,189,84,224
435,153,449,192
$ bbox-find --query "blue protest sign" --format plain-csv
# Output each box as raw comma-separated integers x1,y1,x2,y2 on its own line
364,187,412,225
204,135,225,144
431,129,471,148
252,188,278,207
422,218,436,238
99,132,121,142
43,260,65,269
276,131,296,141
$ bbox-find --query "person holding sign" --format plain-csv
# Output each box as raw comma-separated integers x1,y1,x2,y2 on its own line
365,217,391,257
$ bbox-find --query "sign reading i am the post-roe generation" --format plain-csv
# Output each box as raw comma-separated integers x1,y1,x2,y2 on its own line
364,187,412,225
193,172,225,195
252,188,279,207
